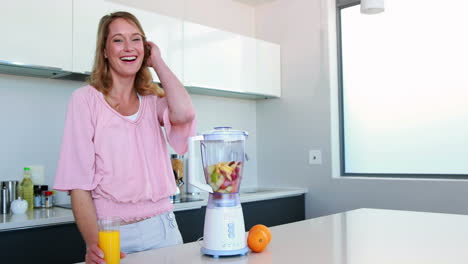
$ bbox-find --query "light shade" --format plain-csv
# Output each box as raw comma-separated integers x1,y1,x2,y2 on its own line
360,0,384,14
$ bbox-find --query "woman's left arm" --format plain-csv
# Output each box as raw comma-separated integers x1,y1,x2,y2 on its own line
147,41,195,125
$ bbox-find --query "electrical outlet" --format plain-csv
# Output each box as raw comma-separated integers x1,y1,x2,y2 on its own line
309,150,322,165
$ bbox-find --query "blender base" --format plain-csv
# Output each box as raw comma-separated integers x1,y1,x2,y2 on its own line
201,247,249,258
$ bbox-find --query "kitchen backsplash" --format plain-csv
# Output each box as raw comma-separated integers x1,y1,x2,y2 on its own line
0,73,258,204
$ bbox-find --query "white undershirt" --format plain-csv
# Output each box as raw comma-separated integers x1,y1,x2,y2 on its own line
124,94,142,121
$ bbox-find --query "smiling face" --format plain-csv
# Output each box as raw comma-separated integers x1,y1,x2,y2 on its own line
105,18,145,79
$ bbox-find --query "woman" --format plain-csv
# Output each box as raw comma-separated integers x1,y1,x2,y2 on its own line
54,11,196,264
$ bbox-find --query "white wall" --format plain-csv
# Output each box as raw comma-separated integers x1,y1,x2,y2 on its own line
255,0,468,219
0,0,258,204
0,74,76,183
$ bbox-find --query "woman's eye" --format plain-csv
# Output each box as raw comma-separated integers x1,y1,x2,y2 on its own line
113,39,123,43
133,38,141,42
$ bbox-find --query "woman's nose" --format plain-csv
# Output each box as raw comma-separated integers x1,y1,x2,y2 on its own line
123,40,132,51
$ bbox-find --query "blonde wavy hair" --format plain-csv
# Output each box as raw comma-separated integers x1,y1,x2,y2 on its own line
88,11,165,97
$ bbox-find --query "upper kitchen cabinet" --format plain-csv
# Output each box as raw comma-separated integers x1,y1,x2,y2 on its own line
73,0,183,82
183,22,281,98
0,0,72,71
183,22,256,94
255,40,281,97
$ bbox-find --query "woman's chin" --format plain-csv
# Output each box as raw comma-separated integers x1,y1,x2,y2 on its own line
112,69,140,79
110,62,143,78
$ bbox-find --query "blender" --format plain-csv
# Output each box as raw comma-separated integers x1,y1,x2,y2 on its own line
188,127,249,257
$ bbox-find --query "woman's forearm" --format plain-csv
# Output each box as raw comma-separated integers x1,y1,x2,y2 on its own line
71,189,99,246
153,57,195,125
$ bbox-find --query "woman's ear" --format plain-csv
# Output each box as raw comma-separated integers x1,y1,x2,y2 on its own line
104,49,108,59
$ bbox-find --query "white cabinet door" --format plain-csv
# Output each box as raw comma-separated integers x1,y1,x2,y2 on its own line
0,0,72,71
73,0,183,82
183,22,256,93
255,40,281,97
72,0,107,74
133,7,183,83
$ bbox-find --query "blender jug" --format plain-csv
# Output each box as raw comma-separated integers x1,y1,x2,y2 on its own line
188,127,248,193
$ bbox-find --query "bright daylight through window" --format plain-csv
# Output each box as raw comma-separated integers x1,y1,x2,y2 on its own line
338,0,468,177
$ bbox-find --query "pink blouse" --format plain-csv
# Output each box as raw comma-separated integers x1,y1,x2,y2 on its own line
54,85,196,221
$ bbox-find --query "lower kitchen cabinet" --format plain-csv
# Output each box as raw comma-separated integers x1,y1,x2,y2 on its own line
242,194,305,230
175,194,305,243
174,207,206,243
0,194,304,263
0,223,86,264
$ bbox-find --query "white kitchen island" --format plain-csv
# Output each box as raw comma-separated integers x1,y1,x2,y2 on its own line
88,208,468,264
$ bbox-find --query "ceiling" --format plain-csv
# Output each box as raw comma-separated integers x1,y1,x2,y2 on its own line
232,0,277,6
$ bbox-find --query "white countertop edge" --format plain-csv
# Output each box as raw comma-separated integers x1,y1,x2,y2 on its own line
240,188,308,203
0,207,75,232
172,187,307,211
1,220,76,232
1,187,307,231
173,201,205,212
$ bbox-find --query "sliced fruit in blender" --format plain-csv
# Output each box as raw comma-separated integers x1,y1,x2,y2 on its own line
229,161,238,168
219,165,233,181
231,166,240,181
215,173,225,189
207,164,216,176
210,171,220,184
207,161,242,193
220,179,231,189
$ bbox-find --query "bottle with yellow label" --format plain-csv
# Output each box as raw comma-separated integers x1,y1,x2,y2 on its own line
20,167,34,209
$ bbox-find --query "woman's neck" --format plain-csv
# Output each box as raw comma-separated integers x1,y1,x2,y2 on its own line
109,72,137,101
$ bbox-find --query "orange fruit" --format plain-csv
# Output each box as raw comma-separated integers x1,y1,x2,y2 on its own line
249,224,272,244
247,229,269,253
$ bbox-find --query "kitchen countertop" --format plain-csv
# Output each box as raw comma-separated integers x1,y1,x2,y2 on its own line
0,187,307,231
77,208,468,264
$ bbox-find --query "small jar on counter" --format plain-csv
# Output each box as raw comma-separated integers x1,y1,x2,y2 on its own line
42,191,54,208
34,185,49,208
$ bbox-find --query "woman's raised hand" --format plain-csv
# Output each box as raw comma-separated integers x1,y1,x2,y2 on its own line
145,41,162,68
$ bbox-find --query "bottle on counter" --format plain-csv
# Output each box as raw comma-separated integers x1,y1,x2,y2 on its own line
20,167,34,210
38,185,48,208
33,185,42,208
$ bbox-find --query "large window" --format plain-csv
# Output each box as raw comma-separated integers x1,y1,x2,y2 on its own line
337,0,468,178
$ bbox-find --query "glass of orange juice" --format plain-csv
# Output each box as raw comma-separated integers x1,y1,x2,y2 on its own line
98,217,121,264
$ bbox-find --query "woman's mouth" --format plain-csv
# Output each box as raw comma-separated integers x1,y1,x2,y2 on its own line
120,56,137,63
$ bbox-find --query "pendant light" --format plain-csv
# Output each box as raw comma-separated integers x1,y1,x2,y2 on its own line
360,0,384,14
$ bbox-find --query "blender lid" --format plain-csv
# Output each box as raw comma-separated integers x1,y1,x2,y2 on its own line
203,127,248,141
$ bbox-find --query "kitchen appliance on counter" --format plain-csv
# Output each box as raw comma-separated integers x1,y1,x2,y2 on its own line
170,154,184,203
171,154,185,186
1,180,19,214
188,127,249,257
186,149,203,196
